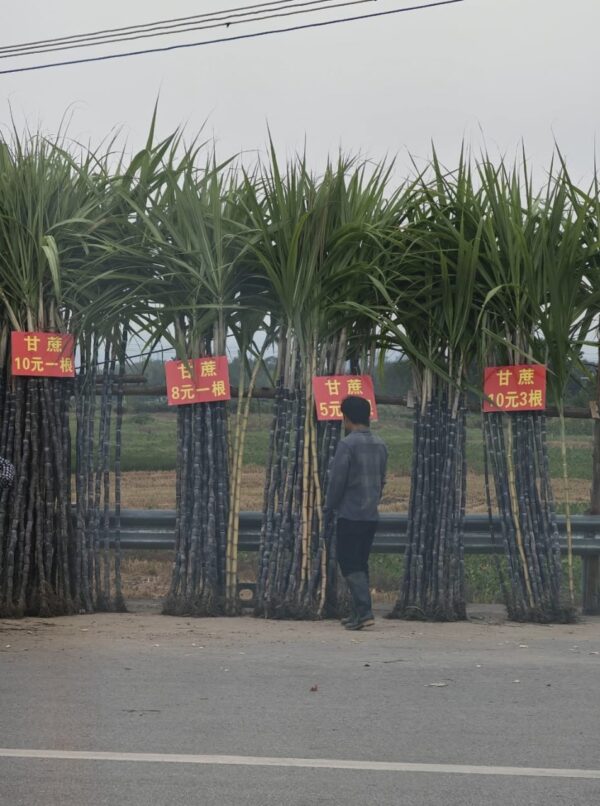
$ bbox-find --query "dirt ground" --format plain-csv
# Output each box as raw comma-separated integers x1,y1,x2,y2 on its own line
2,604,599,650
119,466,592,513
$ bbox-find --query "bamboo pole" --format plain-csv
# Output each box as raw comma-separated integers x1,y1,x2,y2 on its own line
226,357,245,611
230,355,264,610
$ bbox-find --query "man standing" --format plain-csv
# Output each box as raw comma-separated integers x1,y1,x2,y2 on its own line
324,396,388,630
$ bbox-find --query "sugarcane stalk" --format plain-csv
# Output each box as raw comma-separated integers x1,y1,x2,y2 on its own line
299,358,312,593
205,402,218,612
17,381,38,615
506,416,535,609
558,409,575,604
113,325,127,611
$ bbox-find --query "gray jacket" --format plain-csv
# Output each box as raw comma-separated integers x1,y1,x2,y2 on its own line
324,429,388,521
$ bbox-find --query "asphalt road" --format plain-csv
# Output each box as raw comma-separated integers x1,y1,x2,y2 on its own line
1,604,599,805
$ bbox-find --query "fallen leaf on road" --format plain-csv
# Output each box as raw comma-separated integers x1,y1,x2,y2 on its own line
310,684,319,692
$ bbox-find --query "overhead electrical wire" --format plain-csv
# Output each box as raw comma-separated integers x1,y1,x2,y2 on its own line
0,0,363,58
0,0,331,52
0,0,464,76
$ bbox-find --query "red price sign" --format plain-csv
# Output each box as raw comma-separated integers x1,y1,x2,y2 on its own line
11,332,75,378
483,364,546,413
165,356,231,406
312,375,378,421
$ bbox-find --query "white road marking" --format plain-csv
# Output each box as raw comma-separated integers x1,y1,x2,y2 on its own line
0,749,598,780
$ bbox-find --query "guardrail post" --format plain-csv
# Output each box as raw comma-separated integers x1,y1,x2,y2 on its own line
582,555,600,615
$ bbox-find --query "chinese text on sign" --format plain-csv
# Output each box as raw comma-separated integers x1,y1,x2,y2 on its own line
164,356,231,406
11,332,75,378
312,375,378,421
483,364,546,413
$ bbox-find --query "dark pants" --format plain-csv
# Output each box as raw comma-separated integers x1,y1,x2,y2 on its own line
336,518,377,577
336,518,377,621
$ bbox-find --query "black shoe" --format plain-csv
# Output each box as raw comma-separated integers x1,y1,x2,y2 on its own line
344,571,374,627
344,615,375,631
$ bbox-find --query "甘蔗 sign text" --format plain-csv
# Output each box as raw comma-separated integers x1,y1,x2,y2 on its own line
165,356,231,406
312,375,378,421
11,331,75,378
483,364,546,413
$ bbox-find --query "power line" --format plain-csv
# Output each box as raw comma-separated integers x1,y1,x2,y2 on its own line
0,0,329,52
0,1,464,76
0,0,358,58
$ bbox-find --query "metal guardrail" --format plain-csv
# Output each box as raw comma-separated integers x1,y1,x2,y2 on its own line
105,510,600,614
107,510,600,555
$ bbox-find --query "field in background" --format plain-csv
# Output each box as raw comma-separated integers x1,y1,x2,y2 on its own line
115,406,594,513
112,405,593,605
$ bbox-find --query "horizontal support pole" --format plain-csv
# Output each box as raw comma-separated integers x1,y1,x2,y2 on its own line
117,385,593,419
88,510,600,608
94,375,147,385
95,511,600,555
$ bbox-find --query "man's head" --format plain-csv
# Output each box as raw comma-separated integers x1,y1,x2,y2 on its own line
341,396,371,433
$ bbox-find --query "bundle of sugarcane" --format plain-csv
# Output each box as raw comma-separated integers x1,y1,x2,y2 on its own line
357,153,482,620
0,133,93,615
121,151,248,616
390,369,468,620
165,375,230,616
64,134,164,615
0,126,149,616
73,328,127,613
248,153,400,618
477,158,598,622
482,406,564,620
160,274,231,615
251,321,316,617
531,165,599,610
0,346,75,616
246,156,344,618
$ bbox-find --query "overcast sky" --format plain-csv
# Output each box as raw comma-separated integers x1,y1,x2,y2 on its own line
2,0,599,183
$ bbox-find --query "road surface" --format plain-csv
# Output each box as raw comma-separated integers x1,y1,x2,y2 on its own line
1,604,599,805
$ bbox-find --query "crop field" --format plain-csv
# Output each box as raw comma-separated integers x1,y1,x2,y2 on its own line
113,405,594,512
